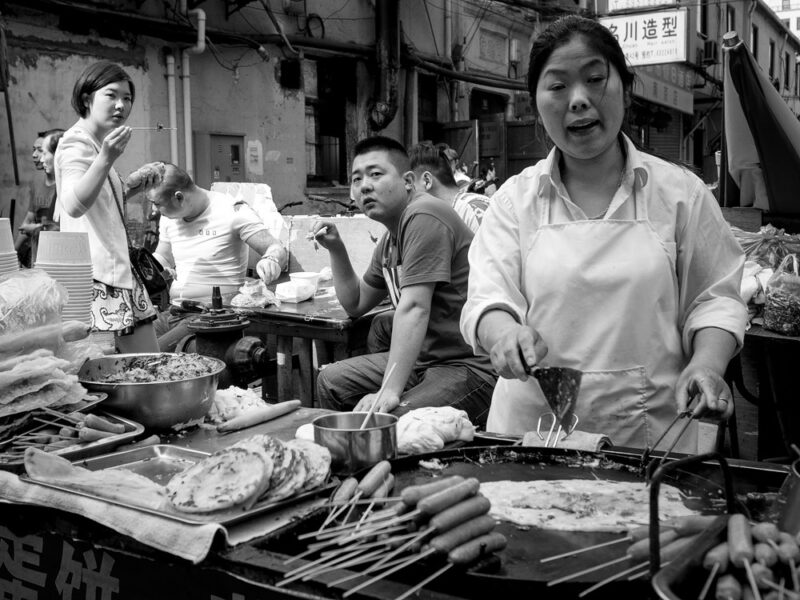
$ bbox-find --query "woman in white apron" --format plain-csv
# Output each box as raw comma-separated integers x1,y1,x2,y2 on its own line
460,16,747,453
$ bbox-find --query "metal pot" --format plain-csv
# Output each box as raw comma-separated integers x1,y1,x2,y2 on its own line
312,412,397,475
78,353,225,431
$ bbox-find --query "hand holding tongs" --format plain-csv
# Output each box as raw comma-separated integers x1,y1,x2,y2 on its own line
537,412,579,448
640,396,698,479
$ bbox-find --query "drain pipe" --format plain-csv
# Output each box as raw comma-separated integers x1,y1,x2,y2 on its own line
165,51,179,164
179,2,205,179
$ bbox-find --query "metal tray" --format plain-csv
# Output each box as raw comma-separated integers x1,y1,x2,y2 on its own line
29,444,337,527
0,395,145,471
252,446,790,600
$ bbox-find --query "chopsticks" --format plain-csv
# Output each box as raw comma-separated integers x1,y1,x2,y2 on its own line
359,363,397,430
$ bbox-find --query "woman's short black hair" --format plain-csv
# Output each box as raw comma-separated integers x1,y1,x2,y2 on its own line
71,61,135,117
526,15,635,115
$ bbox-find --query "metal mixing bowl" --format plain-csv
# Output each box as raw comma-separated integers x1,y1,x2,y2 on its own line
312,412,397,474
78,353,225,431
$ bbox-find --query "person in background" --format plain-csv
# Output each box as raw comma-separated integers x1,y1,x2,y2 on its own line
409,142,489,234
15,129,61,266
460,16,747,452
440,145,472,189
126,161,288,351
364,141,493,354
55,60,159,353
312,136,496,427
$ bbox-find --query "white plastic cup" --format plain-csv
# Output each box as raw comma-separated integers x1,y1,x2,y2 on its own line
0,218,13,254
35,231,91,264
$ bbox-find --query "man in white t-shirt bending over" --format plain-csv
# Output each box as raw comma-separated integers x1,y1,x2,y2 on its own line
126,162,287,349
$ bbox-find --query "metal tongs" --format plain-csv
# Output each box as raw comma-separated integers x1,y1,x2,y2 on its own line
640,396,698,479
536,412,579,448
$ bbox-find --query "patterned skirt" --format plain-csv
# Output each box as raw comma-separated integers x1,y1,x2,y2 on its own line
90,272,157,336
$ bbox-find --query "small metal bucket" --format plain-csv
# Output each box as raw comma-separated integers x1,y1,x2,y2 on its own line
312,412,397,475
778,458,800,536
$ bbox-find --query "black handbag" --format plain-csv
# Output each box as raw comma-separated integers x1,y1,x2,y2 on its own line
109,175,168,296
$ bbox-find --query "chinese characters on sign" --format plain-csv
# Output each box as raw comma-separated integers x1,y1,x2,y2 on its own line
608,0,677,11
0,528,120,600
599,9,687,67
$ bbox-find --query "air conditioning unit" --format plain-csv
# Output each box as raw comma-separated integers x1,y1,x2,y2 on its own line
702,40,719,65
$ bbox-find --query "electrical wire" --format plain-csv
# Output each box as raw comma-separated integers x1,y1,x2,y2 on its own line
423,0,441,58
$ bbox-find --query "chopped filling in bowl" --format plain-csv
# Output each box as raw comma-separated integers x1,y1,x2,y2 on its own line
90,354,218,383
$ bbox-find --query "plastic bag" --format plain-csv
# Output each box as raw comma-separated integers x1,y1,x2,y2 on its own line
230,278,279,308
0,269,68,358
731,225,800,270
763,254,800,336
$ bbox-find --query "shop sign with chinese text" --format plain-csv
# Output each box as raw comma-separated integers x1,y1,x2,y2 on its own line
599,9,688,66
608,0,677,11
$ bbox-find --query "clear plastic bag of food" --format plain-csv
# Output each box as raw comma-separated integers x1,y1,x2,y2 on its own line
731,225,800,270
0,269,68,357
763,254,800,336
230,278,279,308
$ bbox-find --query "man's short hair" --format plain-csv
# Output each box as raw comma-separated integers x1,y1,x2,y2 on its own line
409,142,457,187
158,162,195,196
353,136,410,173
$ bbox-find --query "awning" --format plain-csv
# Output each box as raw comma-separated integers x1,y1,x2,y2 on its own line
723,31,800,214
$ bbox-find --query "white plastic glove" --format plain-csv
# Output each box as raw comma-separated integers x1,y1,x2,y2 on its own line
256,257,282,284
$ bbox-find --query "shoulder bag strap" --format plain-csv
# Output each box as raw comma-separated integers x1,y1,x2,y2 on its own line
107,173,133,250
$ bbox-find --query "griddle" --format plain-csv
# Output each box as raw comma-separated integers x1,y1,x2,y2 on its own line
227,446,790,600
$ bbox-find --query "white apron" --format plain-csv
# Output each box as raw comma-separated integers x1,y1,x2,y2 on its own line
486,185,697,453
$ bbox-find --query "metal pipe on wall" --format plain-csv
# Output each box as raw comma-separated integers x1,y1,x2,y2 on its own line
179,5,205,180
165,51,179,164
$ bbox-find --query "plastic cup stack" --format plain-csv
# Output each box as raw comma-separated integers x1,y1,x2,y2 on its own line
34,231,93,324
0,218,20,276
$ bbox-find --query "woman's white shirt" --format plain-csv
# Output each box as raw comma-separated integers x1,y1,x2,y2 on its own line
54,125,133,288
460,134,747,358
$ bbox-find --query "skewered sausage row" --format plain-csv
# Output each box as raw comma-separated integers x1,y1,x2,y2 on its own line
292,466,507,597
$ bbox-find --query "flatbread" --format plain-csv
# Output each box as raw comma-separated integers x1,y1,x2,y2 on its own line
286,438,331,491
481,479,695,532
264,447,307,502
166,447,269,513
25,448,168,511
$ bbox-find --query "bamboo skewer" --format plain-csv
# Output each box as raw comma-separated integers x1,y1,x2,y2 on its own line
393,563,454,600
326,554,424,588
540,536,630,563
547,555,630,586
33,417,79,431
38,406,82,424
578,560,649,597
342,547,435,598
742,559,764,600
697,561,721,600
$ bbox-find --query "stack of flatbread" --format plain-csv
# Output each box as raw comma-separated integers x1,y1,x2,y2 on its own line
0,349,86,420
165,434,331,514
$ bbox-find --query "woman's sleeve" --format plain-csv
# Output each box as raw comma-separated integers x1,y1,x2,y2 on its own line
55,135,97,218
676,181,748,354
460,185,530,356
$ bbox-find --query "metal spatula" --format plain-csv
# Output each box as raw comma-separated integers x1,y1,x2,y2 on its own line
519,349,583,433
531,366,583,432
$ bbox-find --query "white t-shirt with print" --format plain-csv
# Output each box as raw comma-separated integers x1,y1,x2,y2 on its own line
160,191,265,301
